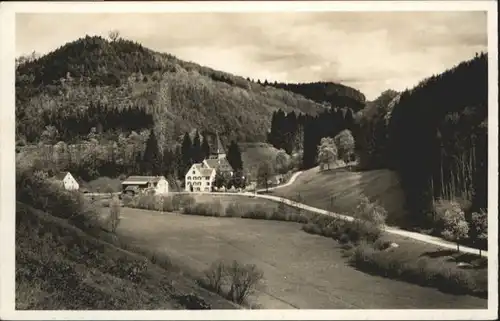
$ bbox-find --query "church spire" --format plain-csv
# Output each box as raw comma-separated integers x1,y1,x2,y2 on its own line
212,131,226,160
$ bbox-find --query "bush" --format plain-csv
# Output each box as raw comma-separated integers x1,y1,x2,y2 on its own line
348,243,486,297
302,213,382,245
225,202,245,217
241,204,272,220
204,260,226,294
470,209,488,255
354,195,387,226
16,168,99,231
200,259,264,305
127,194,187,213
440,202,469,251
183,201,223,217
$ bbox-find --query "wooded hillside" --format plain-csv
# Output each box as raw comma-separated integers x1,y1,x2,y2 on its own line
16,35,335,146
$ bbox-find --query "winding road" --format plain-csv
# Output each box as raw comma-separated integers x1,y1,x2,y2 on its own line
176,170,489,257
90,170,488,257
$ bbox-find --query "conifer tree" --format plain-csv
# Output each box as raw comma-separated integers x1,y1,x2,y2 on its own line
181,132,193,176
226,140,243,171
201,133,211,159
192,130,203,163
142,130,161,175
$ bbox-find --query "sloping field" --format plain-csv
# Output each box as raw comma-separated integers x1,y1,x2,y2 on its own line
272,166,409,226
240,142,284,178
115,207,487,309
15,203,238,310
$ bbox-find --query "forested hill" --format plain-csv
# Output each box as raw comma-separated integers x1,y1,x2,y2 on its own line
15,35,326,146
384,53,488,221
266,81,366,112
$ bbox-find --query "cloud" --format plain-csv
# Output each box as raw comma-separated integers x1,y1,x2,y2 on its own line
16,11,487,100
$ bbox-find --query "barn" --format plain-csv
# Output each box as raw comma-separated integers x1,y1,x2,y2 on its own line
121,176,169,196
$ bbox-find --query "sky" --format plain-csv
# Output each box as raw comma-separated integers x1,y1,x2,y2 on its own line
16,11,487,100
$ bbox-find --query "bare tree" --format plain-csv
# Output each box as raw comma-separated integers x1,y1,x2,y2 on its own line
108,30,120,42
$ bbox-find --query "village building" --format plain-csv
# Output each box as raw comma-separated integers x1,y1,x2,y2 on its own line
51,172,80,191
121,175,169,196
185,132,234,192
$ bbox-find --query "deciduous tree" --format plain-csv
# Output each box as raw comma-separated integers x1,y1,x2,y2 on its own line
317,137,337,170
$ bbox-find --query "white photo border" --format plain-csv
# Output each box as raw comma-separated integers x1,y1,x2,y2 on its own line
1,1,497,320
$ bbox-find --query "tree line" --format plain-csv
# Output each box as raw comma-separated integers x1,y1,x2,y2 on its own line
357,53,488,227
266,107,356,169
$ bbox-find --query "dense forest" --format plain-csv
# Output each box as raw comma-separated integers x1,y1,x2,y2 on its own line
356,53,488,225
16,35,337,146
266,107,356,168
267,81,366,112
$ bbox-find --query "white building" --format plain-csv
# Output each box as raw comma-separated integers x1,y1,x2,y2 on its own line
52,172,80,191
185,164,216,192
184,132,234,192
121,176,169,196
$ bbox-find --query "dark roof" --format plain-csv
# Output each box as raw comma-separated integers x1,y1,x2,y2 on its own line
204,158,233,172
53,172,69,180
122,176,166,184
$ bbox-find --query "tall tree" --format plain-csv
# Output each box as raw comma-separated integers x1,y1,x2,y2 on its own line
181,132,193,176
201,133,211,160
257,161,275,192
334,129,355,163
192,130,203,163
226,140,243,171
275,149,290,174
317,137,338,170
142,130,161,175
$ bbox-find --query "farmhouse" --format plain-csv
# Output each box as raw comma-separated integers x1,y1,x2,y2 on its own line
185,164,216,192
185,132,234,192
51,172,80,191
121,176,169,196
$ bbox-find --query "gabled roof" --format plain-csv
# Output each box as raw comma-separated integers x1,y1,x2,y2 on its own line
192,163,215,177
203,158,233,172
122,176,166,185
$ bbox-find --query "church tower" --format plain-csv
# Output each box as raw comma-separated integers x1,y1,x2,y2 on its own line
210,131,226,160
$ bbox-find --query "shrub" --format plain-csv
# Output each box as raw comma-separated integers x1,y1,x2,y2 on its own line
302,212,382,245
440,202,469,252
178,194,196,209
470,209,488,256
200,259,264,306
241,204,272,220
225,202,245,217
348,243,486,297
354,195,387,226
226,260,264,304
16,167,99,231
183,201,223,217
204,259,227,294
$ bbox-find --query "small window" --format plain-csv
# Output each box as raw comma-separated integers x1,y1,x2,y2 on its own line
187,176,191,180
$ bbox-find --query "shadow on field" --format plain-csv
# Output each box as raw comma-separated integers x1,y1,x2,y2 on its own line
419,250,487,269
